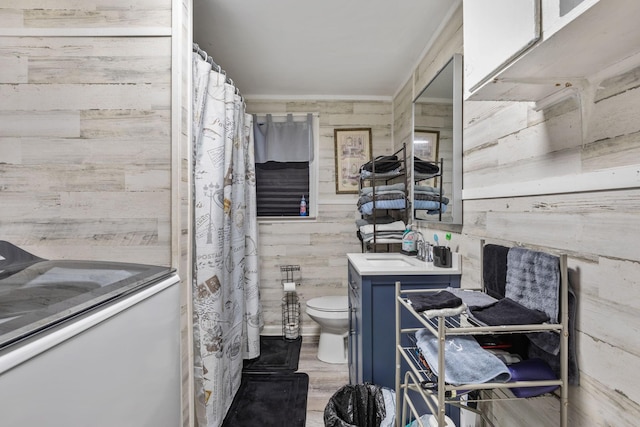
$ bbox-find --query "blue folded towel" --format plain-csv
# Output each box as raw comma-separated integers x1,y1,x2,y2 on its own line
415,329,511,386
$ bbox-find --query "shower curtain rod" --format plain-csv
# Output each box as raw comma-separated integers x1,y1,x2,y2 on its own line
192,43,243,99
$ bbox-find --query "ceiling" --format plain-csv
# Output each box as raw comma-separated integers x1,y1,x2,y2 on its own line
193,0,459,99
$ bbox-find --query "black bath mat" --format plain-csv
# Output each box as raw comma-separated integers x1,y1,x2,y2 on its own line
221,372,309,427
243,335,302,372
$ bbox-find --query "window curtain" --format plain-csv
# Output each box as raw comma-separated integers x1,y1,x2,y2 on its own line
192,51,262,427
254,113,314,163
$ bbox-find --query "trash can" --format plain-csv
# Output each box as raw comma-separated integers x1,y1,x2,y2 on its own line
324,383,395,427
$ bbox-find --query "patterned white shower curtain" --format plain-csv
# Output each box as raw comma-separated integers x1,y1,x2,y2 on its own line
192,51,262,427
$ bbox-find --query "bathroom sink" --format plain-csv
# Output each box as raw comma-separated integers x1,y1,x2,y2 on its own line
363,257,415,267
348,252,460,276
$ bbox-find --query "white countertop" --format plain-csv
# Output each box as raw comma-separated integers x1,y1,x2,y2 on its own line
347,252,461,276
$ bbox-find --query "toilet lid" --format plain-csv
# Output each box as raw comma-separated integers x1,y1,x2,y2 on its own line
306,296,348,312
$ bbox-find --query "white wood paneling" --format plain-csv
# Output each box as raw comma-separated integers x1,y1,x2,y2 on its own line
0,1,172,29
393,5,640,426
0,10,173,261
463,54,640,199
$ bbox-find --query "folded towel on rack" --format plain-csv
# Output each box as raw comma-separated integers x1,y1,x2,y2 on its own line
506,247,560,323
468,297,549,326
357,190,406,206
507,358,559,398
359,231,404,244
483,244,510,299
414,185,439,193
355,215,396,228
357,191,407,215
358,198,406,216
360,182,405,195
413,200,448,214
445,287,498,308
414,192,449,204
420,304,467,319
358,220,406,236
359,168,403,180
408,291,462,312
415,329,511,386
413,157,440,175
527,285,580,385
360,155,401,173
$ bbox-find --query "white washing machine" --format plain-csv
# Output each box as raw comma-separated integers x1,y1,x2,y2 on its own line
0,241,181,427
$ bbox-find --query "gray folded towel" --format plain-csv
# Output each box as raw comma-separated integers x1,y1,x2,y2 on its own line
445,287,497,308
528,285,580,385
506,247,560,323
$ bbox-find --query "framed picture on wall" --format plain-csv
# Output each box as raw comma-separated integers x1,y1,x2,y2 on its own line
414,130,439,163
334,128,372,194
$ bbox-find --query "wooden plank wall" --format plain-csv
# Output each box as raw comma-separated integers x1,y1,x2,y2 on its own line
0,1,173,264
245,100,393,335
394,4,640,426
0,1,194,426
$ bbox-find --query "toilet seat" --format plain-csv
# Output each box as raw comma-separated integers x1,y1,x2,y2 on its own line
306,296,348,312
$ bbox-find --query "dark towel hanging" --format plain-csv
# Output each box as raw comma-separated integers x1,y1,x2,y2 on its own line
483,244,510,299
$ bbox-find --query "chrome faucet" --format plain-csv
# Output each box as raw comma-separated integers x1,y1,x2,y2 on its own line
415,231,432,262
416,231,429,261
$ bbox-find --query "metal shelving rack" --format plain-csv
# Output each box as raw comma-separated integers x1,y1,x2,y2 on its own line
394,252,569,427
357,144,408,253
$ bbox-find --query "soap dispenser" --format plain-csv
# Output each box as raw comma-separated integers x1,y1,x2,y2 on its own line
401,224,418,255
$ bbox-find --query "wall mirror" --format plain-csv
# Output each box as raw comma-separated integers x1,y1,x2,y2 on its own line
412,53,462,225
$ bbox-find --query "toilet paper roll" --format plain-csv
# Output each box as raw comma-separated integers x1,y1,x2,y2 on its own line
283,282,296,292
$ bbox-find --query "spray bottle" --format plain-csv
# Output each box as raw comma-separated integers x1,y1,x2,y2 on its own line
299,195,307,216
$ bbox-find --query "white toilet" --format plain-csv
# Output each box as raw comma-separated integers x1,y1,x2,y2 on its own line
305,296,349,364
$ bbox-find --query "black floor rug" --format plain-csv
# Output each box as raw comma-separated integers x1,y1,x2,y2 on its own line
222,372,309,427
243,335,302,372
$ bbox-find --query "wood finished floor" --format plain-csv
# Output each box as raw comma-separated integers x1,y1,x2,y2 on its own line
299,337,349,427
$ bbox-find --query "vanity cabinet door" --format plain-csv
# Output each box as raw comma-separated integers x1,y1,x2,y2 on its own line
366,274,458,389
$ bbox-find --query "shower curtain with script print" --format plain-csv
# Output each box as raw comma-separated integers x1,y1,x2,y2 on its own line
192,51,262,427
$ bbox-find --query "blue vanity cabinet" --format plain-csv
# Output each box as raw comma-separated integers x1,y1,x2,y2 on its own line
347,255,461,389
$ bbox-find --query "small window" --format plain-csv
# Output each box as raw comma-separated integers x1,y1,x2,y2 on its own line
253,113,318,219
255,161,309,216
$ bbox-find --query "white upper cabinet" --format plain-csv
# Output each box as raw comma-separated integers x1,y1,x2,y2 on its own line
463,0,541,96
463,0,640,103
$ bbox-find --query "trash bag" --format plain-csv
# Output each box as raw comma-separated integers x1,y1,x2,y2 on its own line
324,383,387,427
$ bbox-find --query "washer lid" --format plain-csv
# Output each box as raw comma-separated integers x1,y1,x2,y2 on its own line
306,295,348,312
